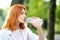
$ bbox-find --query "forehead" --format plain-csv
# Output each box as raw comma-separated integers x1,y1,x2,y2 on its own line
21,9,26,14
22,9,25,12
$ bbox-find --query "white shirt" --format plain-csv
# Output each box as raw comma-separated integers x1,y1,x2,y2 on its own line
0,26,38,40
0,27,47,40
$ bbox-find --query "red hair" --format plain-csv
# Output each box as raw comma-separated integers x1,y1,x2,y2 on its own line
2,4,26,31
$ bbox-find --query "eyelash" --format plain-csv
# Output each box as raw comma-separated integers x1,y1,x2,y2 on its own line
22,13,24,15
21,13,26,15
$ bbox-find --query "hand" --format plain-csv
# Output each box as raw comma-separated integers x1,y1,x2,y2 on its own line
29,17,43,29
29,17,44,40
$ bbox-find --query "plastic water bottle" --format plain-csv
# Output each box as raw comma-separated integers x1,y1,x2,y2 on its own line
26,17,35,23
26,17,43,26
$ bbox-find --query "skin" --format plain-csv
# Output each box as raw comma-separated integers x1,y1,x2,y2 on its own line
18,9,26,23
18,9,44,40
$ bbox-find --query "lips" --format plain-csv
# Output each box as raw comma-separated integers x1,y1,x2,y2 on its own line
24,18,26,21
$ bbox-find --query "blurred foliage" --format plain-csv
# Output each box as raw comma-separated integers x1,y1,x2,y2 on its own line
26,0,49,19
55,5,60,34
0,6,10,29
0,0,60,34
56,5,60,23
0,9,4,29
0,9,4,21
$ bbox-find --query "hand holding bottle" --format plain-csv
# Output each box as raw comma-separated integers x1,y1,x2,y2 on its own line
26,17,43,28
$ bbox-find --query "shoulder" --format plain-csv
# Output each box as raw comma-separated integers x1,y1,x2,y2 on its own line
0,29,11,37
0,29,5,35
0,29,9,40
0,29,7,36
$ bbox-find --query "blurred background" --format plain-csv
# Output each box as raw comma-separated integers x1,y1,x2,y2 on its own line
0,0,60,40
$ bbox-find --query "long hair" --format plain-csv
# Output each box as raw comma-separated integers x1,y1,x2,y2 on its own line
2,4,26,31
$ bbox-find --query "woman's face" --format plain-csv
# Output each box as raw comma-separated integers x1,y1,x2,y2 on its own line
18,9,26,23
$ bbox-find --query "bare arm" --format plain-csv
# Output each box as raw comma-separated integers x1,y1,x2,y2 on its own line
30,17,44,40
37,26,44,40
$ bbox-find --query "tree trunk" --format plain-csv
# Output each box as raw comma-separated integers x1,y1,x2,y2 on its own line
11,0,24,6
47,0,56,40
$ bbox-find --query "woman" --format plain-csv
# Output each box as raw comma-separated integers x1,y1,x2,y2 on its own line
0,4,47,40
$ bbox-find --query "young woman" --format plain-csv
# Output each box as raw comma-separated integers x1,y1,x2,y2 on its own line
0,4,47,40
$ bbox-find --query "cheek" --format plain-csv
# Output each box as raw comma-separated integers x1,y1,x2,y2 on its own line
18,17,22,23
18,16,21,20
19,15,23,19
18,16,23,21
